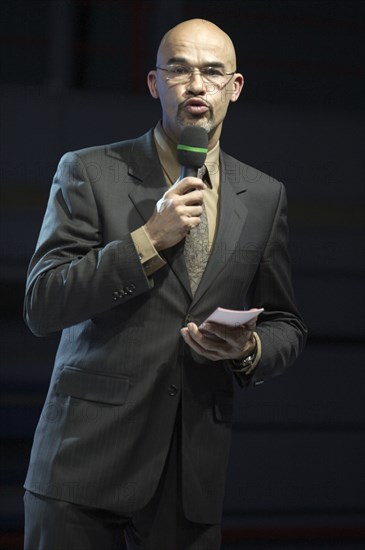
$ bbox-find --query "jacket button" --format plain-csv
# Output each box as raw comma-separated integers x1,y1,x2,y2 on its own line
185,314,192,325
168,384,178,396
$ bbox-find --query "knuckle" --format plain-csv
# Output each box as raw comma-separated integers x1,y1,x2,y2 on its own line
181,215,190,228
171,197,181,209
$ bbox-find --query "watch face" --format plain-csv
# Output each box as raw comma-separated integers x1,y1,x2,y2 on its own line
241,355,253,368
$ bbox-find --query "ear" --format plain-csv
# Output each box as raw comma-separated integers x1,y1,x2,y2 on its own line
147,70,159,99
230,73,244,103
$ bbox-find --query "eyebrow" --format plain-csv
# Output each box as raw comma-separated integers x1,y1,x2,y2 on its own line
166,56,226,69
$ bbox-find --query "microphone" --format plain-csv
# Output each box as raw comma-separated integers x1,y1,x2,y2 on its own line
177,126,208,179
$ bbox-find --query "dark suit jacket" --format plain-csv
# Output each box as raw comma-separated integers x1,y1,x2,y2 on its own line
24,129,307,524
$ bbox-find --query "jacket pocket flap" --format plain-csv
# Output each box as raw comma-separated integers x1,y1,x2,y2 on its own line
214,392,234,423
56,366,130,405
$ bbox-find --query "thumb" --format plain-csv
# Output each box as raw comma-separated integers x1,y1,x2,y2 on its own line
245,319,257,331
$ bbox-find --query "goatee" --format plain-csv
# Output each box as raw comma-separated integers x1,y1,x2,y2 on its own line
177,104,213,134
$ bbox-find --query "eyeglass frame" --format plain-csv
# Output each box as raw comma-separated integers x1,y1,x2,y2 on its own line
155,64,237,85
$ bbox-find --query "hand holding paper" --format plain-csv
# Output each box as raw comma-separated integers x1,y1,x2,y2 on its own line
181,308,263,362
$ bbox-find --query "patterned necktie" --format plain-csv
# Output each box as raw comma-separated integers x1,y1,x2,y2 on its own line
184,165,210,295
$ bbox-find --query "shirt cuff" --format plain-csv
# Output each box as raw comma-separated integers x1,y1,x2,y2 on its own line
131,226,166,276
229,331,262,374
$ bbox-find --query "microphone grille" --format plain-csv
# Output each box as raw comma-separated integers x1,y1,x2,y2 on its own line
177,126,208,168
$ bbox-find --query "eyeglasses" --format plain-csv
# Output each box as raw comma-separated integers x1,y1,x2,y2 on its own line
156,64,236,84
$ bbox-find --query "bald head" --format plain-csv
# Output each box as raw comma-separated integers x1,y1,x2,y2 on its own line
156,19,237,72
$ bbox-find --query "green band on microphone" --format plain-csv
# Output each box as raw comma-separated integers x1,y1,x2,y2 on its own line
177,144,208,154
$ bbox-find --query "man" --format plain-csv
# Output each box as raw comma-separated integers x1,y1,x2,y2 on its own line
23,19,306,550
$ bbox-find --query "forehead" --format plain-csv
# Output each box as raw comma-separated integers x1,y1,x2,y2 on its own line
158,27,234,67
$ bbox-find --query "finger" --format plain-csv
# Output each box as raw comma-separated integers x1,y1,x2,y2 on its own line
184,205,204,217
181,328,219,361
182,190,205,205
186,323,230,354
181,215,203,231
245,319,257,330
173,177,206,195
184,323,211,347
203,321,255,342
200,322,236,343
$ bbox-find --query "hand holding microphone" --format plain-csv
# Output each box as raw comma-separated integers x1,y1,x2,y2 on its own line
144,126,208,251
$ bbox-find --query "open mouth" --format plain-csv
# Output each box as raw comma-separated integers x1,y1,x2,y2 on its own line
183,99,210,115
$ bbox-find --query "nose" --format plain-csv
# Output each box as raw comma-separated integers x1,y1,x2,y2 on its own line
187,71,206,95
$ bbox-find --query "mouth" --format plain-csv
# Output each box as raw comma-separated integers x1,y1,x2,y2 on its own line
183,99,210,115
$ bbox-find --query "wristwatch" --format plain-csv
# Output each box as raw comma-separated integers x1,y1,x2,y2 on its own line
230,332,259,373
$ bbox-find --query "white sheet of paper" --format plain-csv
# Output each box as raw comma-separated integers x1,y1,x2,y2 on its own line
201,307,264,327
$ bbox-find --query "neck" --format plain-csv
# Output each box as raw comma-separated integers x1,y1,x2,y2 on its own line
206,125,222,150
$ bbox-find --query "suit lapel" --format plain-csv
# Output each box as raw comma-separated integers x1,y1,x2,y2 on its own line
111,130,192,296
191,151,249,306
126,132,168,223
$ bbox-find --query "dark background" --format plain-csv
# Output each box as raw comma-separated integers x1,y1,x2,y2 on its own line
1,1,364,548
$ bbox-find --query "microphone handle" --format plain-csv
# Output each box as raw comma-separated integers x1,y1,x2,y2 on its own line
180,166,198,179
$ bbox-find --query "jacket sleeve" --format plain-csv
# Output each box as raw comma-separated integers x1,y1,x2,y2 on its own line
24,151,152,336
234,182,307,388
